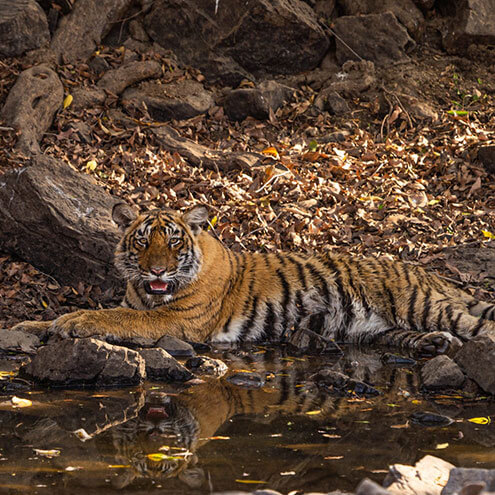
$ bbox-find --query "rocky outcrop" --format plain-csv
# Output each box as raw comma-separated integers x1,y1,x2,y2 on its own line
144,0,329,78
50,0,134,63
0,0,50,57
20,338,145,387
0,155,122,290
137,348,194,382
156,335,196,358
333,12,415,66
122,79,214,121
1,64,63,154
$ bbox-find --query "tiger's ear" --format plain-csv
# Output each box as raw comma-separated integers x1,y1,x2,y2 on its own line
112,202,137,230
182,205,208,235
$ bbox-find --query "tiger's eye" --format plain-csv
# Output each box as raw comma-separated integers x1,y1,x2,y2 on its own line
136,237,147,247
169,237,181,247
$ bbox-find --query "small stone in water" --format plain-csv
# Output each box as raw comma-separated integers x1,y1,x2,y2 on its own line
410,411,454,427
381,353,416,366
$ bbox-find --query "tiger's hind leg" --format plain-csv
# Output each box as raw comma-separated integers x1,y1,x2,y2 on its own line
467,299,495,321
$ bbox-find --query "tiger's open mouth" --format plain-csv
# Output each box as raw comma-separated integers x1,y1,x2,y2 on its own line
144,280,170,295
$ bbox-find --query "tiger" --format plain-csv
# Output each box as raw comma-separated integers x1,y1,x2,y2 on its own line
13,203,495,355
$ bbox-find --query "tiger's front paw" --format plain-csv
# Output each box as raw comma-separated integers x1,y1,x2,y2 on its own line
11,320,53,336
52,311,107,339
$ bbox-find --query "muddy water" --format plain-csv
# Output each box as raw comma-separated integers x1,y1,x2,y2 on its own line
1,346,495,494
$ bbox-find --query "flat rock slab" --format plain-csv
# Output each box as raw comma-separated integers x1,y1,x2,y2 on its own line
138,348,193,382
20,338,145,387
156,335,195,358
384,455,455,495
152,125,263,172
51,0,134,63
421,355,465,390
455,335,495,394
97,60,162,96
0,329,40,355
333,12,414,66
1,64,63,154
122,79,214,121
0,155,122,290
0,0,49,57
223,80,294,121
145,0,328,77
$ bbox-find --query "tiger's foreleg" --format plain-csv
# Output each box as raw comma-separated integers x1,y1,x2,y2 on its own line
45,307,200,341
11,320,53,336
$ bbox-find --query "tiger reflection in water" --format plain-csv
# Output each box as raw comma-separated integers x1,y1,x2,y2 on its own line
109,349,417,490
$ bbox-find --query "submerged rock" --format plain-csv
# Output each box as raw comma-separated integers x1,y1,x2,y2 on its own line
409,411,453,427
311,369,380,397
443,467,495,494
20,338,145,387
227,372,266,389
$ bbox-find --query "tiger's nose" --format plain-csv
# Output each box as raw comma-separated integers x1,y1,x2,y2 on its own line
150,267,166,276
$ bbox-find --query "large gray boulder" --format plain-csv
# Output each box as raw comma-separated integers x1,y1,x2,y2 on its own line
144,0,329,78
0,155,122,290
1,64,63,154
20,338,146,387
0,0,50,57
333,12,415,66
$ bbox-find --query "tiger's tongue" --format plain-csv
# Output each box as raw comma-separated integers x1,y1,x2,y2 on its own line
150,280,168,291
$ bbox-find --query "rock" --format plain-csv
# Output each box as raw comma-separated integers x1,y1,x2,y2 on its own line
421,355,465,390
137,348,193,382
478,145,495,174
144,0,329,78
288,326,343,354
380,353,416,366
0,0,50,57
20,338,145,387
455,335,495,394
97,60,162,96
324,60,376,98
152,125,263,172
310,369,380,397
401,95,438,121
106,335,157,349
0,64,63,154
442,0,495,54
122,79,214,121
384,455,455,495
409,411,454,427
0,155,122,290
156,335,196,358
129,19,149,43
185,356,228,377
0,329,40,354
71,86,106,110
51,0,134,63
356,478,391,494
223,80,294,121
88,55,110,76
337,0,424,38
314,89,350,115
443,468,495,494
198,55,254,87
333,12,415,66
227,372,266,388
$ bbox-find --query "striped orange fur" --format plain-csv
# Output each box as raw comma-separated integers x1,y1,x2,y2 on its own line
14,204,495,354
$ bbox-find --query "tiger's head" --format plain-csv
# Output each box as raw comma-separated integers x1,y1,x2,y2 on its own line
112,204,208,302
